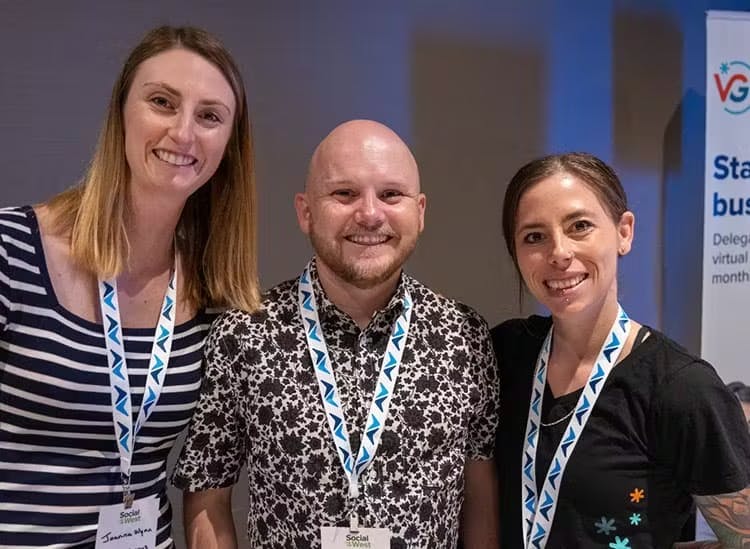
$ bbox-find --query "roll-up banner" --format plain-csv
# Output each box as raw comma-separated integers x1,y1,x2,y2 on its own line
703,10,750,384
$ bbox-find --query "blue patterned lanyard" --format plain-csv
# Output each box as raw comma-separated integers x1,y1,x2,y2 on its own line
298,263,413,500
521,306,630,549
99,262,178,508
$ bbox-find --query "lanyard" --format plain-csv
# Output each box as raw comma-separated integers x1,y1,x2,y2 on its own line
521,306,630,549
99,263,177,508
298,263,412,503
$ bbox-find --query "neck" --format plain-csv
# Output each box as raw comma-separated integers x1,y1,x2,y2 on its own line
122,187,185,283
315,259,401,330
551,294,620,365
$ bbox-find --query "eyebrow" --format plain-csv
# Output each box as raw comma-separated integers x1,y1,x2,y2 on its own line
142,81,232,114
516,208,595,232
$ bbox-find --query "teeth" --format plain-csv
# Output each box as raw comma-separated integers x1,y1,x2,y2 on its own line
155,149,195,166
547,274,586,290
347,234,389,245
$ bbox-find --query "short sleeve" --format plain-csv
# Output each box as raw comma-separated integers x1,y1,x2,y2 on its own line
464,311,499,461
653,360,750,495
171,312,248,491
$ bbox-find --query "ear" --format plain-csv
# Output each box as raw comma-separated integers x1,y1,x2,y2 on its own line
417,193,426,233
294,192,312,235
617,211,635,256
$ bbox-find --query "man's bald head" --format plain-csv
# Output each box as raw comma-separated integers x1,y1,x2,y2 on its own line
295,119,426,291
305,120,420,192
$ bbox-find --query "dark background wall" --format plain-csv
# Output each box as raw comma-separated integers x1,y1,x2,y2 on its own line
1,1,746,546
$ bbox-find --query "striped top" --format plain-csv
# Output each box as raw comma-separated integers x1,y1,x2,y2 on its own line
0,206,211,548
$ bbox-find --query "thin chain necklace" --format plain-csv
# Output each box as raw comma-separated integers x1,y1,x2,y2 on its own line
539,406,576,427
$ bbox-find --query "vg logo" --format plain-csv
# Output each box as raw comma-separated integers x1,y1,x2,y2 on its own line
714,60,750,115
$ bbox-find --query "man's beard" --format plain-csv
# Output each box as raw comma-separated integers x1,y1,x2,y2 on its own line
309,231,417,290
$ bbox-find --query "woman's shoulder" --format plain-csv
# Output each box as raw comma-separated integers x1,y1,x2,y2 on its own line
490,314,551,346
634,327,710,376
0,205,36,234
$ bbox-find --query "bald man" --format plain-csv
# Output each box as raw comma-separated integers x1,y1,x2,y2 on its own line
173,120,499,548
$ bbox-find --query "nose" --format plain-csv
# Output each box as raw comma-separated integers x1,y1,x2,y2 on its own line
353,191,385,229
548,234,574,267
167,111,195,146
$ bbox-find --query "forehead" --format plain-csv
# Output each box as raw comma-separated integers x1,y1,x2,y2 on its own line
312,135,418,190
516,173,609,223
129,48,236,110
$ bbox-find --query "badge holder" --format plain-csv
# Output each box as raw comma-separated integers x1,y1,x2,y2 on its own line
122,474,134,509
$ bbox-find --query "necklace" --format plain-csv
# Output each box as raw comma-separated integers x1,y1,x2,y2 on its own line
539,406,576,427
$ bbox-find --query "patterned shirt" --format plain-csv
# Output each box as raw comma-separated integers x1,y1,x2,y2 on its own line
0,206,211,548
172,260,498,548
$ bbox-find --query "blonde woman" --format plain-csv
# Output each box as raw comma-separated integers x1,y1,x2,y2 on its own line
0,26,260,548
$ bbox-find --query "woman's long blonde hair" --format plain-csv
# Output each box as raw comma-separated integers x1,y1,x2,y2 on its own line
47,26,261,312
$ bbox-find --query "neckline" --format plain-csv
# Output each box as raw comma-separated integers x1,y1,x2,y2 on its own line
542,324,656,402
24,205,202,335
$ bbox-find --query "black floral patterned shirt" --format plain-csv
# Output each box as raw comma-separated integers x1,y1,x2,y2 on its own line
172,261,498,548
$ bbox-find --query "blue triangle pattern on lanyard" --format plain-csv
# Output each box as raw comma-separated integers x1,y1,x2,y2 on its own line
321,380,334,398
325,391,338,408
334,422,346,441
531,388,542,416
115,386,129,415
315,351,330,374
548,458,562,489
602,332,620,363
526,424,538,449
163,295,174,320
150,355,164,383
560,426,577,457
619,311,629,331
102,282,116,309
575,395,591,425
111,351,125,380
156,325,170,352
106,315,121,345
301,290,314,311
305,317,317,334
356,447,371,472
532,524,547,545
142,387,157,416
118,421,130,451
391,321,405,350
588,363,606,391
539,491,554,520
523,451,534,480
524,486,536,512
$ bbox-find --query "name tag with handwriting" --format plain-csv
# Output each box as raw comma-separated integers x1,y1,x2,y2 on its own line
95,496,157,549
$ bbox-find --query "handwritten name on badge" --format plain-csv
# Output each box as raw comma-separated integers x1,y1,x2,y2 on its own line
321,527,390,549
95,496,157,549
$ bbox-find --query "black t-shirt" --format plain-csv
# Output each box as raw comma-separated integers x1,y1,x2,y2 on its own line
492,316,750,549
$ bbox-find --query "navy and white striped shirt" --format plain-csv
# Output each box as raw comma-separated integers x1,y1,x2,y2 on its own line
0,206,211,548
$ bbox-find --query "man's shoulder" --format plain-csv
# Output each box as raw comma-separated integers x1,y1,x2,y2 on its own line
407,275,485,324
210,277,299,335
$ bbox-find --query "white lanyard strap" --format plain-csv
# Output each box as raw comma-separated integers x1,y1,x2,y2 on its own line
521,306,630,549
99,262,178,504
298,263,413,498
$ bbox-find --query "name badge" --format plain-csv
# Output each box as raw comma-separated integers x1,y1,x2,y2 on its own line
321,527,391,549
95,496,158,549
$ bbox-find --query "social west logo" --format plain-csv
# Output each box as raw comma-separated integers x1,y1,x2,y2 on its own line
714,60,750,115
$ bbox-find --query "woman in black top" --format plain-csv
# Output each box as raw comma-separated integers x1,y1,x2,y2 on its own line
493,153,750,548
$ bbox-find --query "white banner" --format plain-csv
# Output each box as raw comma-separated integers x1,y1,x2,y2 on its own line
702,11,750,384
